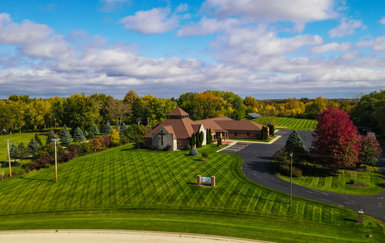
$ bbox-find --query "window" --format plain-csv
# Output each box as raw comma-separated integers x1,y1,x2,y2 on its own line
234,132,238,136
247,132,250,136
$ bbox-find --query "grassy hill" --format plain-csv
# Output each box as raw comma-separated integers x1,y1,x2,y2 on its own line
0,144,383,242
0,133,47,161
253,116,317,131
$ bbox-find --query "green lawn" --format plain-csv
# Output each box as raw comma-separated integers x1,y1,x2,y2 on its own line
0,132,47,161
253,116,318,131
0,144,383,242
277,165,384,195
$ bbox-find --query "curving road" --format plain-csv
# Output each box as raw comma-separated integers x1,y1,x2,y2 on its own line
221,130,385,222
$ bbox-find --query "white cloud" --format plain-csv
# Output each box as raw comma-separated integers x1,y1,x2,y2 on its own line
177,17,239,36
329,19,363,38
310,42,351,53
356,36,385,51
202,0,336,31
119,7,178,34
379,17,385,25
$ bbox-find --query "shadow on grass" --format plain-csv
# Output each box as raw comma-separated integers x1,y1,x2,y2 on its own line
376,183,385,188
19,177,55,183
343,218,357,223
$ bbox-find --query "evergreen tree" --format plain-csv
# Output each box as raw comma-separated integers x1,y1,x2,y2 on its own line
197,131,204,147
46,130,57,144
84,130,89,139
285,130,306,154
34,133,43,146
268,124,275,136
91,124,100,135
217,137,222,146
28,137,40,154
120,123,128,134
262,126,268,140
10,143,19,159
60,125,72,147
104,122,112,134
115,125,120,132
86,130,94,139
73,127,85,142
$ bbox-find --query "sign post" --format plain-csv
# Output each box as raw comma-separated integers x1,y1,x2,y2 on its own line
197,175,215,187
197,175,201,186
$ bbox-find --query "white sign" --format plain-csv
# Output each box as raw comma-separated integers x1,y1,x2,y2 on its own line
201,177,211,183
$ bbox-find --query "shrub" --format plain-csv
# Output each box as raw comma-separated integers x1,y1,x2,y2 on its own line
91,124,100,135
164,145,172,151
190,147,198,156
109,128,120,146
78,143,92,156
272,147,303,177
202,151,209,158
46,130,57,144
217,137,222,146
262,126,269,140
184,145,191,151
358,135,382,166
100,135,111,148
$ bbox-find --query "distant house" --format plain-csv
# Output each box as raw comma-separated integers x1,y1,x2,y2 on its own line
247,113,261,119
145,107,263,150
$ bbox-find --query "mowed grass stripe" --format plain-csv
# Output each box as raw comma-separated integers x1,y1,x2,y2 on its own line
253,116,317,131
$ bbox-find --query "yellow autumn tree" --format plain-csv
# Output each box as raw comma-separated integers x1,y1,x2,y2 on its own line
109,128,120,146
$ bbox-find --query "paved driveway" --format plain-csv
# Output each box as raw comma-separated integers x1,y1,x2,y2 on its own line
221,130,385,222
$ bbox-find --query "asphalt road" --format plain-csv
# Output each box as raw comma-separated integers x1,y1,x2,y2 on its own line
221,130,385,222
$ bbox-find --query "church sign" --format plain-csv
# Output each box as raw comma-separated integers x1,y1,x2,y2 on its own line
201,177,211,183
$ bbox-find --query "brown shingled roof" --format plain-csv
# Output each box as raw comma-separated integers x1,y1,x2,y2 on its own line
214,120,263,131
167,107,189,116
145,117,195,139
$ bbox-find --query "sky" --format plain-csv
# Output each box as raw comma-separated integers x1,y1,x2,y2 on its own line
1,0,385,99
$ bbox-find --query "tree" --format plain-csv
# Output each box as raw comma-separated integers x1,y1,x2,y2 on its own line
358,135,382,166
122,124,147,148
268,124,275,136
197,131,204,147
10,143,19,159
109,128,120,146
46,130,57,144
262,126,269,140
60,125,72,147
106,98,130,126
120,123,128,134
193,93,226,119
206,128,212,144
34,133,43,146
311,107,360,169
91,124,100,135
73,127,85,142
123,90,139,105
28,137,40,154
62,93,100,131
285,130,307,162
104,122,112,134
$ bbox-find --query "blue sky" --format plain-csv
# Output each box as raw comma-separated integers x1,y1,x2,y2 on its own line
1,0,385,99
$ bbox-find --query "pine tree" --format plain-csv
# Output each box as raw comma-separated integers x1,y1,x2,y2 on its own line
285,130,306,154
91,124,100,135
120,123,128,134
28,137,40,154
10,143,19,159
60,125,72,147
34,133,43,146
105,122,112,134
197,131,204,147
268,124,275,136
73,127,85,142
46,130,57,144
86,130,93,139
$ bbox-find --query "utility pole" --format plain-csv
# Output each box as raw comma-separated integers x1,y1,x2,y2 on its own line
7,139,11,178
290,152,293,206
52,139,59,182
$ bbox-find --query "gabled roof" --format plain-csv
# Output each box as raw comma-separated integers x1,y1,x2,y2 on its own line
167,107,189,117
214,120,263,131
145,117,196,139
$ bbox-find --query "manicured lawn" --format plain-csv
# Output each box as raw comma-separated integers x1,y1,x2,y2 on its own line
230,136,277,142
277,165,384,195
0,144,383,242
0,132,47,161
253,116,317,131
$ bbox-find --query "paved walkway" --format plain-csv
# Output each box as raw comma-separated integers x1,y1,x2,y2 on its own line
0,230,267,243
221,130,385,222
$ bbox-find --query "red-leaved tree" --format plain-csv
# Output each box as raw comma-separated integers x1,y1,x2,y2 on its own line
311,107,360,169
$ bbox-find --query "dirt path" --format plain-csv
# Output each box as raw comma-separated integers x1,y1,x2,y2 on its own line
0,230,268,243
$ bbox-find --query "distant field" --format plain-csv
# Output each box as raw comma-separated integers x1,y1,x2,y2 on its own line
253,116,318,131
0,133,47,161
0,144,383,242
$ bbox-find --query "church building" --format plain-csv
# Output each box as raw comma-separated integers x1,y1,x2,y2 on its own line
144,107,263,151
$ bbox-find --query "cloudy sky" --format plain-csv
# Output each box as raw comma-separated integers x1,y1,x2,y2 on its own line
1,0,385,99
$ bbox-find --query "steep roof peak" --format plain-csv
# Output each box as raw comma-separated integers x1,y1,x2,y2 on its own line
167,107,189,118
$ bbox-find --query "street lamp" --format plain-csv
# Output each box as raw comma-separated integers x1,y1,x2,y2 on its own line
290,152,293,206
52,139,60,182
